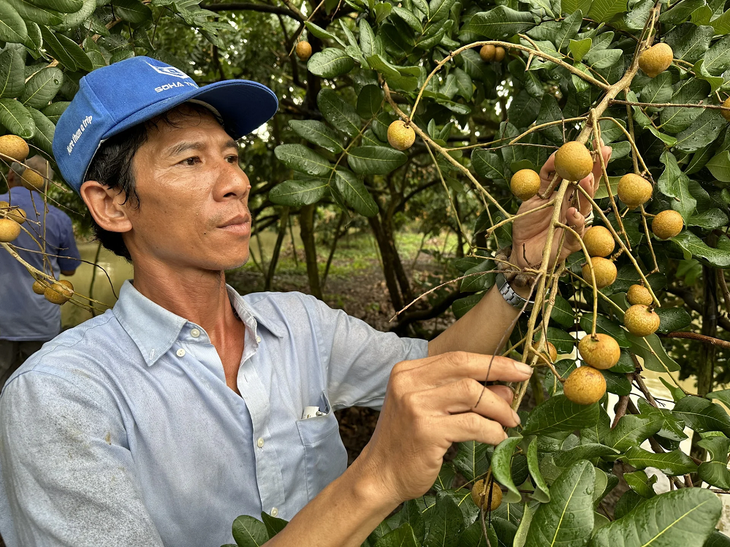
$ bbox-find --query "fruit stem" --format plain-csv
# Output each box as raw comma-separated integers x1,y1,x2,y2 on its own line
610,99,730,111
598,116,653,179
484,199,556,237
509,117,588,147
383,83,511,218
557,222,599,337
639,205,660,273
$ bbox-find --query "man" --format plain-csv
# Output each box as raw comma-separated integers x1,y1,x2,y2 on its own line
0,157,81,386
0,57,610,546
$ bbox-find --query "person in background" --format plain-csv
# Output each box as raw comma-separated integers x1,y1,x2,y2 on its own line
0,157,81,386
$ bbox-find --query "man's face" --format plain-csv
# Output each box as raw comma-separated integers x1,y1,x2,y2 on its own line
123,106,252,273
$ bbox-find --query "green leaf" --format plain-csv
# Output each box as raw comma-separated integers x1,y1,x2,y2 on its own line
19,67,62,109
491,435,523,497
0,98,35,138
656,306,692,333
525,460,595,547
306,21,345,46
432,463,455,492
675,109,726,152
317,88,360,138
0,0,28,43
704,35,730,74
333,169,378,217
375,523,419,547
261,512,287,538
707,151,730,182
672,230,730,267
626,332,681,373
640,71,673,106
39,26,93,72
527,437,550,502
579,315,629,348
289,120,343,154
660,79,710,134
56,0,95,29
666,23,714,63
471,149,506,182
28,106,54,156
698,461,730,489
374,2,391,24
424,493,464,547
460,258,496,292
522,395,600,435
623,447,698,475
569,37,591,61
658,151,697,221
356,84,383,119
275,144,332,177
693,59,725,93
428,0,455,22
673,395,730,435
347,146,407,175
586,0,626,22
460,6,536,39
0,47,25,99
553,443,619,467
26,0,80,12
705,531,730,547
453,441,490,482
603,414,663,451
269,179,328,207
590,488,722,546
659,0,705,25
550,295,574,328
391,6,422,33
307,48,355,78
366,54,419,92
623,470,656,498
41,100,68,123
688,208,729,230
231,515,268,547
4,0,61,26
111,0,152,23
708,390,730,409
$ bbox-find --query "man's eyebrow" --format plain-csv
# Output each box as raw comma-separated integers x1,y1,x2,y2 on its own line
165,139,239,157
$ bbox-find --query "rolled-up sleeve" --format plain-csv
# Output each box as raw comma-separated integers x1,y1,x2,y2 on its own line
306,296,428,410
0,371,163,547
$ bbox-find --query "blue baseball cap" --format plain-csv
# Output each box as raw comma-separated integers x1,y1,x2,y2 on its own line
53,56,278,193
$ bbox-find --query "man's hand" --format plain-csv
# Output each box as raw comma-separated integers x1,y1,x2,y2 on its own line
358,352,533,506
511,143,612,270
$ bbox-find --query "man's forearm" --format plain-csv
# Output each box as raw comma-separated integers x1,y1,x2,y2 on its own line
265,455,398,547
428,281,529,357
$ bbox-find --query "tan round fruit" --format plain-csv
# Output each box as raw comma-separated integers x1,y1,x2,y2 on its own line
387,120,416,151
32,280,46,295
578,334,620,370
21,168,45,191
624,304,660,337
510,169,541,201
547,341,557,363
494,46,506,62
652,210,683,239
471,479,503,510
583,226,615,258
0,218,21,242
639,43,673,78
0,135,29,162
295,41,312,61
479,44,496,62
627,284,653,306
5,207,26,225
617,174,653,208
722,97,730,122
555,141,593,181
44,279,74,305
582,257,617,289
564,366,606,405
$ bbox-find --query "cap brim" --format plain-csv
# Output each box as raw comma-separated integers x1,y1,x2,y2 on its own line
101,79,278,142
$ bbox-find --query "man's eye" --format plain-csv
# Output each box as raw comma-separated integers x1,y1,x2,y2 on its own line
226,155,239,164
182,157,199,166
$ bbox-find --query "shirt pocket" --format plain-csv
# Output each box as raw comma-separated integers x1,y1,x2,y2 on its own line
295,391,348,502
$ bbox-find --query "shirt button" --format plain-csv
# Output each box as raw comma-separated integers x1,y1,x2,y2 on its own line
257,437,264,448
176,349,186,357
270,508,278,517
191,328,200,338
256,336,261,343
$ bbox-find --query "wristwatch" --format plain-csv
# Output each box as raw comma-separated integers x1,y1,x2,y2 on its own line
496,272,534,313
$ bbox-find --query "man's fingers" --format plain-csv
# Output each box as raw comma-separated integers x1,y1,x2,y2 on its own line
539,152,557,190
563,206,585,248
439,413,509,445
416,378,520,427
402,352,533,388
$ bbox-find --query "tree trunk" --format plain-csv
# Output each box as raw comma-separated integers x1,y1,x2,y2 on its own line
299,205,322,299
368,215,405,312
264,207,289,291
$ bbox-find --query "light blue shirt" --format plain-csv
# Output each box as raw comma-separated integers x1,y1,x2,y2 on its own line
0,186,81,341
0,280,428,547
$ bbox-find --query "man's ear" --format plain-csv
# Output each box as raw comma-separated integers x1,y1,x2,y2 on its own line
80,181,133,234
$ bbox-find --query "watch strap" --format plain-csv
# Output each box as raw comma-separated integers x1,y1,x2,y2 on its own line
496,272,534,313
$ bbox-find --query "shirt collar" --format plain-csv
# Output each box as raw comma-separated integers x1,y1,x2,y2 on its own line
113,280,285,367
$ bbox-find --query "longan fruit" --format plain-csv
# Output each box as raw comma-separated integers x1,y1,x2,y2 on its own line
471,479,503,510
494,46,506,62
627,284,653,306
582,257,617,289
44,279,74,305
0,219,21,242
296,41,312,61
510,169,541,201
639,43,673,78
555,141,593,182
563,366,606,405
387,120,416,151
617,174,653,208
480,45,496,62
624,304,660,337
578,334,620,370
0,135,29,162
652,210,683,239
583,226,615,258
